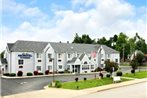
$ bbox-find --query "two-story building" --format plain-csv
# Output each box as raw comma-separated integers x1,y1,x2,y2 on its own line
2,40,120,75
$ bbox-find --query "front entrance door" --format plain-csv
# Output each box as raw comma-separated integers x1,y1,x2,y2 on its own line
72,65,80,73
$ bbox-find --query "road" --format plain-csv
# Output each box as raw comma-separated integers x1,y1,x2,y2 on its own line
76,82,147,98
0,66,146,96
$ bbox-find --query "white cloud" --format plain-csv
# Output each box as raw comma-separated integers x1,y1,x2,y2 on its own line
1,0,147,52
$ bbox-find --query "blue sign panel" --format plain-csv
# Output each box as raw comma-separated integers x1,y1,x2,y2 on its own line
18,53,32,59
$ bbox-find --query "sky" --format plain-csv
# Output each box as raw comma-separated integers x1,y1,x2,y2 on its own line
0,0,147,52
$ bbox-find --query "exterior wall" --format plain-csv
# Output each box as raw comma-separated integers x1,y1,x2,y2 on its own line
44,44,55,72
80,55,91,73
110,53,120,64
4,43,120,75
11,52,34,75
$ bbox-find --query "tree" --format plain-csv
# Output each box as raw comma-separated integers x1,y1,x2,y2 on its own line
105,60,119,76
0,51,4,59
97,37,108,45
72,33,82,43
130,50,144,73
72,33,95,44
115,32,128,61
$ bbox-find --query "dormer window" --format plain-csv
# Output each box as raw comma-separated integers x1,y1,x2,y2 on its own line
48,53,52,58
58,53,61,58
37,53,41,58
68,54,70,58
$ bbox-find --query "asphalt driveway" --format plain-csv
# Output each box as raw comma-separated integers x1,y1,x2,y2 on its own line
0,66,146,96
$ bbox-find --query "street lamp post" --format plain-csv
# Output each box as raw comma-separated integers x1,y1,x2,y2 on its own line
50,58,55,86
52,58,55,82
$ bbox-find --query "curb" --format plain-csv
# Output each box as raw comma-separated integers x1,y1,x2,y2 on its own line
1,72,105,79
82,78,147,94
44,78,147,94
96,79,147,93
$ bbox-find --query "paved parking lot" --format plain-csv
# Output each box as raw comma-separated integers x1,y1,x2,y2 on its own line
0,66,146,96
0,73,99,96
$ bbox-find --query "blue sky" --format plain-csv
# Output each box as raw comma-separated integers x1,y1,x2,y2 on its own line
0,0,147,52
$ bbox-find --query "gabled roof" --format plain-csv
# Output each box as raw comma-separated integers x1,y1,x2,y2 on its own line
6,40,119,54
102,45,119,54
67,57,77,63
7,43,14,51
79,54,85,60
50,42,100,53
7,40,48,53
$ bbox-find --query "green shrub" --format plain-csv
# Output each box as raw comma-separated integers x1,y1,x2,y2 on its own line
55,81,62,88
64,70,70,73
116,71,123,76
84,77,87,81
9,73,16,77
75,77,78,82
27,72,33,76
3,73,10,76
38,72,44,75
94,67,103,72
106,74,111,78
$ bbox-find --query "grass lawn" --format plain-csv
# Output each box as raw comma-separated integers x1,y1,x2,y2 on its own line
123,71,147,79
61,77,129,90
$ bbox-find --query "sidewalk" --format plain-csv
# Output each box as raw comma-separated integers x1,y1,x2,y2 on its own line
1,78,146,98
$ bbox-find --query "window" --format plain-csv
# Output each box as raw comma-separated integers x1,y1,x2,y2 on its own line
115,59,118,63
38,60,41,62
101,64,103,67
84,61,88,64
91,65,94,69
48,53,52,58
58,53,61,58
49,59,52,62
67,65,70,70
18,60,23,65
94,59,96,61
19,66,23,68
48,66,52,70
59,65,62,69
82,65,89,70
108,54,110,58
36,66,41,71
77,54,79,57
101,59,104,61
37,53,41,58
68,54,70,58
58,59,61,62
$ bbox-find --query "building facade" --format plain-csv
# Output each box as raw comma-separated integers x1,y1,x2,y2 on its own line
2,40,120,75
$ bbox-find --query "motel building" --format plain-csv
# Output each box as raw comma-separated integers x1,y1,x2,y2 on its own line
0,40,120,75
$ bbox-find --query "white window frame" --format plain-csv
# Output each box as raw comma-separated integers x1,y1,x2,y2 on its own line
58,65,62,69
37,53,41,58
18,59,23,65
36,66,41,71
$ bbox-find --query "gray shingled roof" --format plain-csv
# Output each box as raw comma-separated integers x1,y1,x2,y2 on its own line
8,40,48,53
79,54,85,60
6,40,119,54
50,42,100,53
67,57,77,63
102,45,119,54
7,43,14,51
